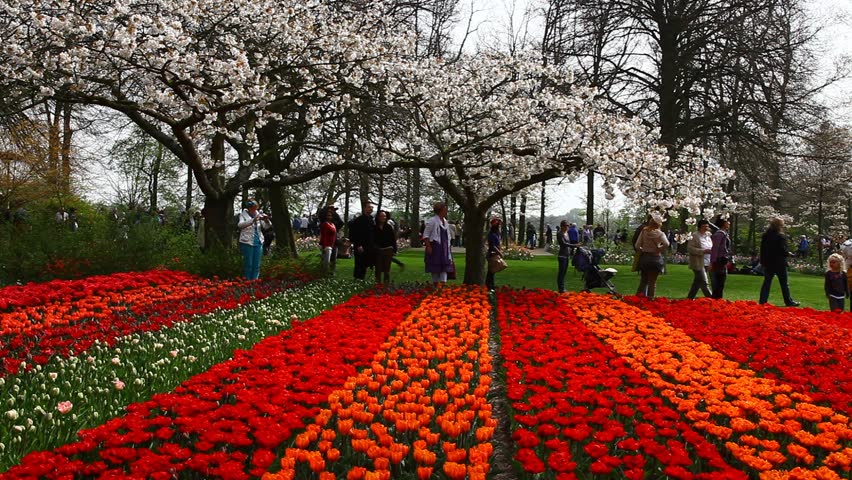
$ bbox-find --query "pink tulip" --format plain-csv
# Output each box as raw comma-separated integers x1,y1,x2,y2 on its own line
56,401,73,414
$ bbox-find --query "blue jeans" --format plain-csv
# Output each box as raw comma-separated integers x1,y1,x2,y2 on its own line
240,242,263,280
759,268,793,305
557,256,569,293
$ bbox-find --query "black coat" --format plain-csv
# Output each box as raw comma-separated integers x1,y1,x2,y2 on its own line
373,224,397,252
760,229,789,273
349,214,375,248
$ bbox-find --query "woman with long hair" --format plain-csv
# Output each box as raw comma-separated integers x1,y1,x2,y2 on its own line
237,199,271,280
634,214,669,299
373,210,397,285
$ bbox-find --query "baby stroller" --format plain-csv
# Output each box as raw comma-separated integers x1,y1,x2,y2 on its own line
572,246,620,297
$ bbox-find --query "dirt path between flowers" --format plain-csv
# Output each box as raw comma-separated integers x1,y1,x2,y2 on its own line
487,294,520,480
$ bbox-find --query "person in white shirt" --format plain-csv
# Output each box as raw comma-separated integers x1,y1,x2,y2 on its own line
237,199,271,280
686,219,713,299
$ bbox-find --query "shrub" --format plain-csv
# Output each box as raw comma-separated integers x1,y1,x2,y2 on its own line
502,245,535,261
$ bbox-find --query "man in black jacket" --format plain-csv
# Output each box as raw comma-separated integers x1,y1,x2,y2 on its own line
349,203,375,280
759,217,799,306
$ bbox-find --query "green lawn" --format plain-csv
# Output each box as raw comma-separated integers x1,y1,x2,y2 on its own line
330,249,834,311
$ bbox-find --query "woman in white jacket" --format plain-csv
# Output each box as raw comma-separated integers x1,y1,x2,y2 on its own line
237,199,271,280
686,219,713,299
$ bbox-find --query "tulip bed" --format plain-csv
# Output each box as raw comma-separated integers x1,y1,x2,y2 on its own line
624,296,852,416
0,269,302,377
2,277,852,480
0,279,368,472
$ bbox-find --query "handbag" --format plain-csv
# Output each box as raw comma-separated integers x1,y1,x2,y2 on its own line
488,255,508,273
447,261,457,280
336,238,352,259
631,251,641,272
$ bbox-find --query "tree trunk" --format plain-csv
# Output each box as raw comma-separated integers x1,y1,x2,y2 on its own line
404,169,411,226
657,20,679,159
47,102,61,192
586,171,594,226
817,185,824,266
462,208,487,285
747,192,757,254
539,181,546,247
510,194,517,244
269,185,297,258
343,172,351,237
376,175,384,214
60,102,73,195
517,194,527,245
321,171,339,212
500,198,509,248
410,168,422,247
149,142,163,213
185,164,193,212
731,213,739,255
359,172,370,212
203,194,236,250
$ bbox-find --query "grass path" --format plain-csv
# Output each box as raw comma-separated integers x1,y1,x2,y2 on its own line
330,249,835,310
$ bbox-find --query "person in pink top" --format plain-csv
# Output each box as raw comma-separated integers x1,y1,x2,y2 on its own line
634,214,669,299
319,206,338,275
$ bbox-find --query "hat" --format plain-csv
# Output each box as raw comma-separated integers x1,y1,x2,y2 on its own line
245,200,257,208
490,217,502,226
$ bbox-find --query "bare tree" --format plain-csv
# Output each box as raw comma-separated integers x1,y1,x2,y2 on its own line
787,121,852,263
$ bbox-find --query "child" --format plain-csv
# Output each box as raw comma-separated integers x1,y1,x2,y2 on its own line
319,207,338,276
825,253,849,312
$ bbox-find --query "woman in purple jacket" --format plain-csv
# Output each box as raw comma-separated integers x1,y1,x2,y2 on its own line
709,219,731,299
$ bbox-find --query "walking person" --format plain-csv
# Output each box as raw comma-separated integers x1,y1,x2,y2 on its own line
759,218,800,306
237,199,270,280
424,202,453,284
261,216,275,255
350,203,375,281
634,215,669,299
687,219,713,299
319,207,337,276
568,223,580,259
825,253,849,311
709,219,731,299
373,210,397,285
545,224,553,246
386,212,406,271
797,235,809,258
486,218,503,291
526,223,536,249
582,225,593,244
841,238,852,311
556,220,573,293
